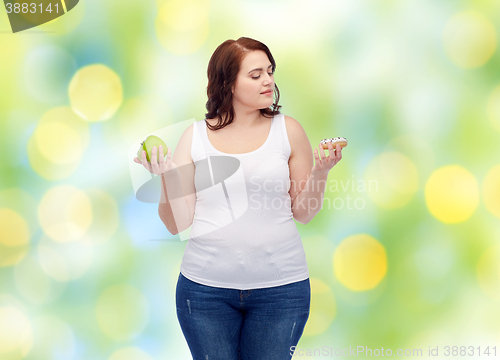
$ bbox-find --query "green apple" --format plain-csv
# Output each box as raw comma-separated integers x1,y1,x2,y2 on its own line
137,135,168,163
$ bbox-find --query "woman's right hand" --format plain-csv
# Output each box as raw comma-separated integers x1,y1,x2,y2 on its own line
133,145,177,175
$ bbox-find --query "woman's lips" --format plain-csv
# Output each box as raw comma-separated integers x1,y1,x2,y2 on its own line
261,90,273,95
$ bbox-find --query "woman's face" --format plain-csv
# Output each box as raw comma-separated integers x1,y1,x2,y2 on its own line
231,50,275,112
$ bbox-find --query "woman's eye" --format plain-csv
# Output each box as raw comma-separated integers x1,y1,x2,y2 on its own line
252,73,274,80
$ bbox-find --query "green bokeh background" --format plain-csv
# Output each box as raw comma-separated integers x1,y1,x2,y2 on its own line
1,0,500,359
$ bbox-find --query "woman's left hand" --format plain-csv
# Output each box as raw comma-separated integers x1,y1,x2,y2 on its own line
312,142,342,174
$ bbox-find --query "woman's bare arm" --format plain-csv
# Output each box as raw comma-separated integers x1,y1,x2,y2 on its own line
285,115,342,224
158,125,196,235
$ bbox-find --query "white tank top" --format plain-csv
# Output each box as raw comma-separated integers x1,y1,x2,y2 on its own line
179,113,309,289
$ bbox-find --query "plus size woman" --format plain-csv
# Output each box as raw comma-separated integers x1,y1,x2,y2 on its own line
134,37,343,360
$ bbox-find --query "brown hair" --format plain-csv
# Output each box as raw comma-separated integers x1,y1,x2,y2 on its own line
204,37,282,131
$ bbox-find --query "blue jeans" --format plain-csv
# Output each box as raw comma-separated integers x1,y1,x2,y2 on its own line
176,273,310,360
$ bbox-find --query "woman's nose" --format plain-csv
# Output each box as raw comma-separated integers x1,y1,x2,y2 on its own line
263,74,273,85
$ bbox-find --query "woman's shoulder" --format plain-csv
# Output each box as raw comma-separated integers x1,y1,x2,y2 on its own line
283,114,307,141
283,114,300,126
172,123,195,165
283,114,310,158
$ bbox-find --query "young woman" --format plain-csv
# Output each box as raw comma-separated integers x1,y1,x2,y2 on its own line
135,37,343,360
